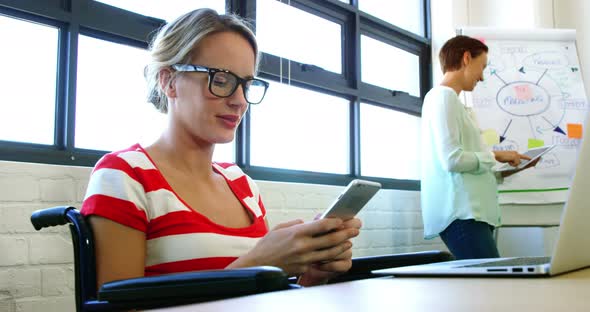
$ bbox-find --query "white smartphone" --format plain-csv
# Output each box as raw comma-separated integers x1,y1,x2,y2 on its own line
319,179,382,220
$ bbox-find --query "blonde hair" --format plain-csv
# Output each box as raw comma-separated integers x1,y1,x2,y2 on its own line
145,8,259,113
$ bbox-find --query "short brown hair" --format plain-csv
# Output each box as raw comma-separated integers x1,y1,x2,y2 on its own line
439,35,488,74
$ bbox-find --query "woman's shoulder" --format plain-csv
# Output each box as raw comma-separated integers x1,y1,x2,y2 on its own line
212,162,250,183
212,162,259,194
426,85,457,99
423,86,460,112
92,144,154,173
212,162,245,176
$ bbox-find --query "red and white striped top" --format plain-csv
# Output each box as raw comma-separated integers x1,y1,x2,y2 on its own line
81,144,268,276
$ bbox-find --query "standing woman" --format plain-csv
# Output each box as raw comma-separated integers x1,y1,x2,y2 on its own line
420,35,536,260
81,8,361,288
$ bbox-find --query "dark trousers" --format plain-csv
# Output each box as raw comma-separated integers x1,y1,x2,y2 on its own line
439,219,500,260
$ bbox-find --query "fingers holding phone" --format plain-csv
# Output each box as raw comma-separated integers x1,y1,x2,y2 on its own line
341,217,362,230
233,180,378,285
296,233,356,286
233,217,356,276
297,180,379,285
312,179,377,256
296,220,361,286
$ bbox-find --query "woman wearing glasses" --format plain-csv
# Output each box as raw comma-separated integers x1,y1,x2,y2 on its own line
420,36,538,260
81,8,360,287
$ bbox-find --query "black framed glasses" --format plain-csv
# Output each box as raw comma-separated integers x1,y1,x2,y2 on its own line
171,64,269,104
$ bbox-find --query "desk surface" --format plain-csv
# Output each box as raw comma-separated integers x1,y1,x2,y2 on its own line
150,268,590,312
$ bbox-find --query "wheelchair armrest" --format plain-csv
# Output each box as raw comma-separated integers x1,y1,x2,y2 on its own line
98,266,293,308
349,250,454,273
329,250,454,283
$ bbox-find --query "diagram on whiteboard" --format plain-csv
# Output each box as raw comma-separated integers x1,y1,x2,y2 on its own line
466,39,589,203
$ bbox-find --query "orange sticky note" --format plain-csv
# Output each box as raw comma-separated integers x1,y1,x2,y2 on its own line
567,123,583,139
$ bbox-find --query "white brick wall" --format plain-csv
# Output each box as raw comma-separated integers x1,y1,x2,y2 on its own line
0,160,445,312
0,161,84,312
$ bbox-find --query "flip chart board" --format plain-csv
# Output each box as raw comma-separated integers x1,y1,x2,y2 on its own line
459,27,589,204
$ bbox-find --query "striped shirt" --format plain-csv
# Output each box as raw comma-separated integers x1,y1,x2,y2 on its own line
81,144,268,276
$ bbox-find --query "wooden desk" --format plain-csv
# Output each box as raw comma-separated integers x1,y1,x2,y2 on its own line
149,268,590,312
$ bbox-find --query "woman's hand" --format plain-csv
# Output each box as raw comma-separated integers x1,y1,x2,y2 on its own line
500,156,541,178
297,217,362,286
493,150,531,167
228,217,360,278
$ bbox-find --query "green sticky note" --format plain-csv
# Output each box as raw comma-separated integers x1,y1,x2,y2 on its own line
528,138,544,149
482,129,500,146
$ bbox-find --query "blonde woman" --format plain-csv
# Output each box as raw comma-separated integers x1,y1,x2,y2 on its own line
81,8,360,288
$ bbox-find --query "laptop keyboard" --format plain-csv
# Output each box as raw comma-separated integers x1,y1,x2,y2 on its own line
461,256,551,268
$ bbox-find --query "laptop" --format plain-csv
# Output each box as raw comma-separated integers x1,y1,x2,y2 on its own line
374,124,590,277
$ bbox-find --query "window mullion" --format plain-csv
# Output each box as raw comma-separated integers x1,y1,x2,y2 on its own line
64,1,81,154
350,10,361,177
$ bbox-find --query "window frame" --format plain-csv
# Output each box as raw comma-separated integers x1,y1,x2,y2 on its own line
0,0,431,190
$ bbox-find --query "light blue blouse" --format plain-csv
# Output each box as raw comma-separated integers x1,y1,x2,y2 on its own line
420,86,502,239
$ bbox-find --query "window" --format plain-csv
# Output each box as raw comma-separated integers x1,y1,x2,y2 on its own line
0,0,430,189
359,0,425,36
94,0,226,21
75,34,235,161
0,15,58,145
361,35,421,97
76,35,163,151
256,0,342,74
250,82,349,174
360,103,421,180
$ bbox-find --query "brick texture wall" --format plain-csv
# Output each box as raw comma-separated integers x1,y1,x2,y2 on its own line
0,160,445,312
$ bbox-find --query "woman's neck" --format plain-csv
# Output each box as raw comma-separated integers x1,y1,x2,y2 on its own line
440,71,464,95
147,130,216,179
